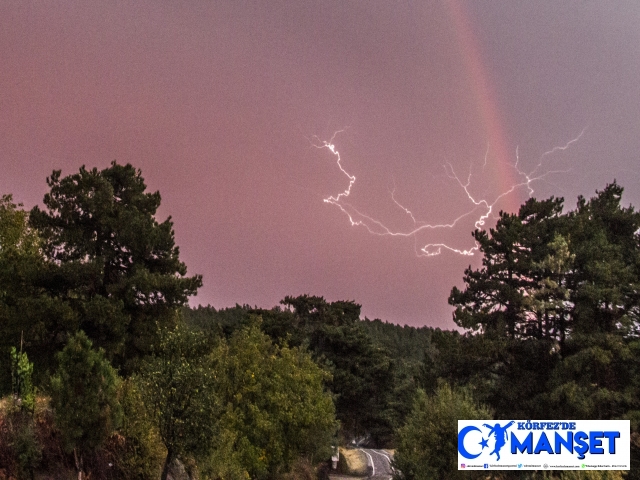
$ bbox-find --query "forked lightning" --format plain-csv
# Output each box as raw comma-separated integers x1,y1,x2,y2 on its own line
313,129,586,257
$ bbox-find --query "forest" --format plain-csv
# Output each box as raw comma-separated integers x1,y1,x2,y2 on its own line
0,162,639,479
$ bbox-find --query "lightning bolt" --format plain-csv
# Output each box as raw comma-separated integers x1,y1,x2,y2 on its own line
313,129,586,258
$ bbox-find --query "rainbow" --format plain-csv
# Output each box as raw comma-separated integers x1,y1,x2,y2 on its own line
445,0,521,213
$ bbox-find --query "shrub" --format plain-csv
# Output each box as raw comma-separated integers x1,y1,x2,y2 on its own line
393,384,491,480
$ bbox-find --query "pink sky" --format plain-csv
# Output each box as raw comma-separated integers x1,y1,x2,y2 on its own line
2,1,639,327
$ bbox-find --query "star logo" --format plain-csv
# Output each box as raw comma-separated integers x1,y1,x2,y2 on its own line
479,437,489,449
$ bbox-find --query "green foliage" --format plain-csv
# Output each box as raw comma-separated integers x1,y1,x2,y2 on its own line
6,165,639,477
311,320,396,444
10,347,35,413
139,321,336,480
450,182,640,342
203,323,337,479
280,296,400,445
393,384,491,480
183,304,257,339
183,298,408,446
360,318,435,365
138,324,221,478
449,195,568,339
29,162,202,372
542,333,640,420
108,378,166,480
359,319,435,434
444,183,640,421
12,419,42,479
0,195,52,392
0,194,40,257
424,332,560,420
50,330,123,473
0,404,43,480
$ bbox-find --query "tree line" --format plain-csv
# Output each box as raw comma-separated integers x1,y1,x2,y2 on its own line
0,164,340,479
1,161,639,479
395,183,640,479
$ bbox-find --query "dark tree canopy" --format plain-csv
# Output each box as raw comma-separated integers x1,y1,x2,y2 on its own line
445,182,640,421
399,183,640,477
0,195,73,389
182,296,409,446
30,162,202,371
51,331,122,478
450,182,640,344
449,195,568,340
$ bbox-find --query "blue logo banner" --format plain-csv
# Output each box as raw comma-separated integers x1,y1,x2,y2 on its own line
458,420,630,470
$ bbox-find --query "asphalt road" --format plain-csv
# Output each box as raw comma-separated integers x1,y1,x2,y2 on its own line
359,448,395,479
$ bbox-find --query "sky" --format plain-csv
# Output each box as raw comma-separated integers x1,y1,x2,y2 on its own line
2,1,639,328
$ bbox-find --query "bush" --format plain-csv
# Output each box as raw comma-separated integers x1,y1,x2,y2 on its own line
0,397,44,479
10,347,35,414
50,331,122,477
202,324,337,479
393,383,491,480
104,379,166,480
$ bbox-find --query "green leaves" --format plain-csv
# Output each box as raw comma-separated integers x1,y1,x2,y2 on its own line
0,195,40,258
10,347,35,413
443,182,640,423
210,324,337,478
393,385,491,480
449,182,640,339
29,162,202,371
138,324,221,467
50,331,122,455
139,322,337,479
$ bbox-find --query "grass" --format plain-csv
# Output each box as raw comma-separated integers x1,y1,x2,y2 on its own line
337,447,368,476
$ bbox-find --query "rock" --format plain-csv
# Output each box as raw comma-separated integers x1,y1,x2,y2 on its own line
165,457,190,480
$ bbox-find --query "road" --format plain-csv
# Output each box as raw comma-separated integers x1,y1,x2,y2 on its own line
359,448,395,479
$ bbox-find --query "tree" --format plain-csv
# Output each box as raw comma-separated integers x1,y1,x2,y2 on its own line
449,196,567,340
50,331,122,480
567,183,640,336
10,346,35,413
446,182,640,423
140,321,337,480
30,162,202,371
522,233,574,351
0,195,39,257
393,384,491,480
280,295,397,445
184,297,401,445
542,332,640,420
450,183,640,344
204,322,337,479
0,195,58,390
5,345,40,480
138,324,221,480
108,378,166,480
